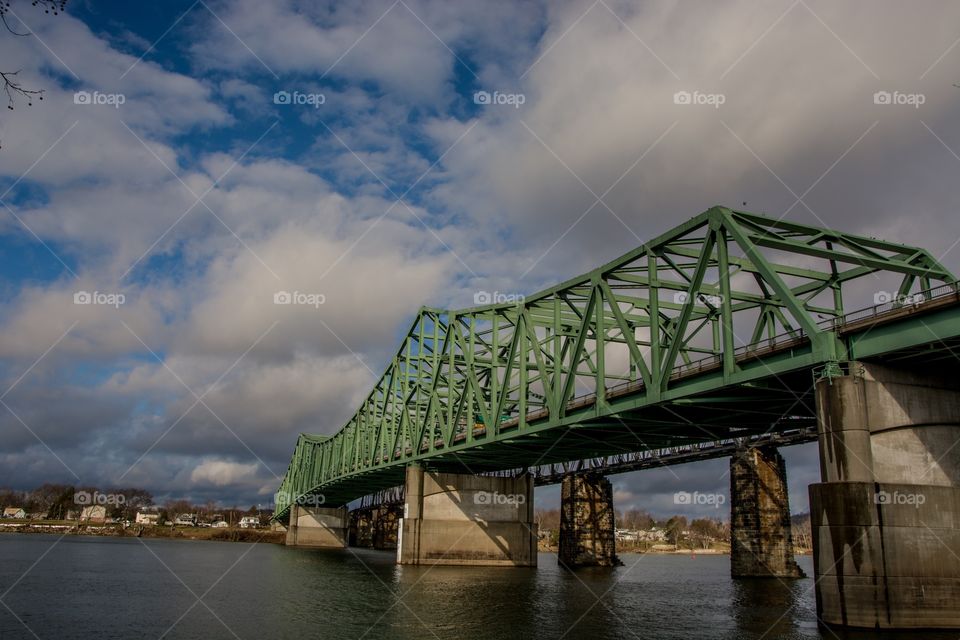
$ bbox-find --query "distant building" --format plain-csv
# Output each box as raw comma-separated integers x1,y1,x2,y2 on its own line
173,513,197,526
212,520,229,528
239,516,259,529
135,512,159,525
2,507,26,519
79,505,107,523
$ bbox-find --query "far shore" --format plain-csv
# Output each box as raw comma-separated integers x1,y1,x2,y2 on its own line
0,521,286,544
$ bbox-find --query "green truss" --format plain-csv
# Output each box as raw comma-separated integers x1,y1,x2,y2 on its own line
274,205,955,519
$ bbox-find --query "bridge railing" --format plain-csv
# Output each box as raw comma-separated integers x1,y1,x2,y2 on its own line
818,282,959,330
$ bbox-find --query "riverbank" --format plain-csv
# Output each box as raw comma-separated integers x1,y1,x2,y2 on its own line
536,539,812,555
0,521,285,544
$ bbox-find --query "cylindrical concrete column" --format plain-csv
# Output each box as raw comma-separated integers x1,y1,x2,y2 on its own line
811,362,960,629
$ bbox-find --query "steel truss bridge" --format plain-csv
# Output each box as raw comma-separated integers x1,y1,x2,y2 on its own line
275,206,960,520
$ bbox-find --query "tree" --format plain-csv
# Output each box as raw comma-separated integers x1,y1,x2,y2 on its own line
28,483,75,519
115,488,154,520
689,518,722,549
664,515,687,547
1,1,69,147
618,508,654,531
0,488,26,510
164,499,194,521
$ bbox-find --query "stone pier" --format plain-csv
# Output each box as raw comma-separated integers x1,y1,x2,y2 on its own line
397,465,537,566
558,473,620,568
729,446,805,578
810,361,960,629
285,504,348,548
349,504,402,550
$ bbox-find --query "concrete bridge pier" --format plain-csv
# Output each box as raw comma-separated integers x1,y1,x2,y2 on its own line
558,473,621,568
729,446,805,578
811,362,960,629
397,464,537,566
285,504,349,548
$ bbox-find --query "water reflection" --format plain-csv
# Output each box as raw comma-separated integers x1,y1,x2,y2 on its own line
1,537,957,640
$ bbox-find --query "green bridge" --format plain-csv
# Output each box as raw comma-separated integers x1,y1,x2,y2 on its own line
274,206,960,630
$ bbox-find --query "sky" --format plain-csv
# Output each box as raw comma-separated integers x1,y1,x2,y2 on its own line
0,0,959,517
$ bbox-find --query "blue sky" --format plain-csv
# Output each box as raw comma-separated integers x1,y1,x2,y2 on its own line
1,0,959,515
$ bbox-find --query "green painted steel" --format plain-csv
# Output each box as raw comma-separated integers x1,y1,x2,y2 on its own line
274,206,958,520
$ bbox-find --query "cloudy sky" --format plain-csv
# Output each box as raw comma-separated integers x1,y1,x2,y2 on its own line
0,0,958,516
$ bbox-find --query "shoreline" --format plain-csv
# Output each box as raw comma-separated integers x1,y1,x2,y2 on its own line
0,521,285,544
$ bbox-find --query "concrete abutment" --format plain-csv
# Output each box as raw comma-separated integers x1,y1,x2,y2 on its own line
285,504,348,548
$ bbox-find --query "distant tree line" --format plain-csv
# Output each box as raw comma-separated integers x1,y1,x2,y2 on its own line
0,484,153,520
0,484,270,525
534,507,730,549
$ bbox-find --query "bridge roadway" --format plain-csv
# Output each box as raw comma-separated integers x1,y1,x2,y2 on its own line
275,207,960,518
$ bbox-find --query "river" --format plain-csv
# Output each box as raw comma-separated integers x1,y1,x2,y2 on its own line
0,534,951,639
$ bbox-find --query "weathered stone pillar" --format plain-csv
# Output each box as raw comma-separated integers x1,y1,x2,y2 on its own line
348,509,374,547
372,504,401,550
397,465,537,566
729,446,805,578
811,362,960,629
285,503,348,548
348,504,401,550
558,473,621,568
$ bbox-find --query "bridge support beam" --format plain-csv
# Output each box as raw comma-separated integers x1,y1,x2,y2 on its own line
558,473,621,568
811,362,960,629
285,504,348,548
397,465,537,566
730,446,805,578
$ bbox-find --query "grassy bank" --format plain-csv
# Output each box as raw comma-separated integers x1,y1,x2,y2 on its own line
0,521,285,544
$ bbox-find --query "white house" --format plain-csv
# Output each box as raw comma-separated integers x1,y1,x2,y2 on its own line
239,516,259,529
135,511,159,525
79,505,107,523
2,507,26,519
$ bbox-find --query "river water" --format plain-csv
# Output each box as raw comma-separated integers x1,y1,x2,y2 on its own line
0,534,952,639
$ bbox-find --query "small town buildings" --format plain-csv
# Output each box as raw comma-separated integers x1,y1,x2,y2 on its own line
212,520,229,528
239,516,259,529
2,507,26,519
